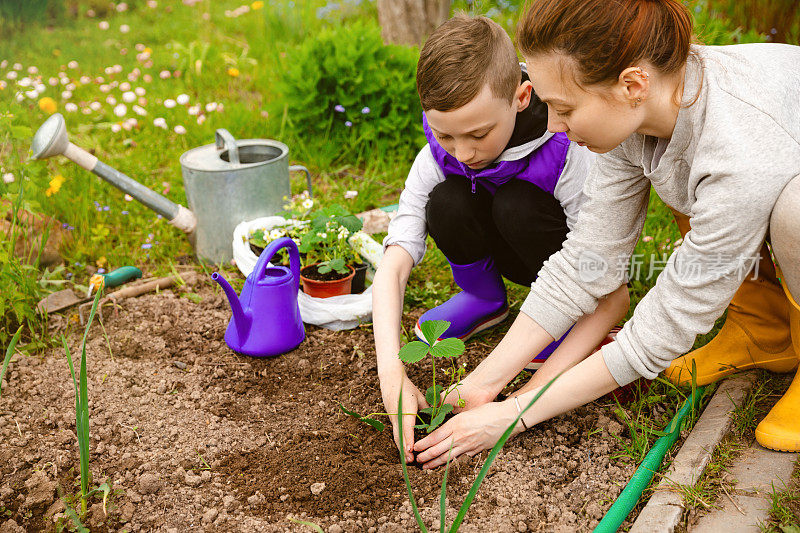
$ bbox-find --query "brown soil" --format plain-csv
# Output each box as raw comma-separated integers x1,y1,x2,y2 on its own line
0,278,638,532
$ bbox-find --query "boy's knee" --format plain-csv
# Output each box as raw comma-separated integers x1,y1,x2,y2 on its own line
771,176,800,252
426,177,476,223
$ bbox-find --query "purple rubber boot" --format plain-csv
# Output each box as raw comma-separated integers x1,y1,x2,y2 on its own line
414,257,509,342
525,326,573,371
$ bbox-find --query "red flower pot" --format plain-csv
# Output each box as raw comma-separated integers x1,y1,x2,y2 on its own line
300,264,355,298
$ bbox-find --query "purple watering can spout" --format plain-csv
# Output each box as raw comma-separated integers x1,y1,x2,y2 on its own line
212,237,305,357
211,271,251,341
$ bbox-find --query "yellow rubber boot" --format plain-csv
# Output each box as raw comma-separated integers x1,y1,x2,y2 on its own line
662,210,796,386
756,280,800,452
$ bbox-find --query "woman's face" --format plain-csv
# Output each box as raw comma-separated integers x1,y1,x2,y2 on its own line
526,53,642,153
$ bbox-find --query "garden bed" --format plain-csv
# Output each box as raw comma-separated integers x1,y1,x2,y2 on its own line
0,281,638,532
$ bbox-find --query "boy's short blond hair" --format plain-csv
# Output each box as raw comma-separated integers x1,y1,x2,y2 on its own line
416,15,521,112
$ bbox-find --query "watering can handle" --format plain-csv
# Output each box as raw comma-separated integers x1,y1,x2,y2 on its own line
289,165,313,199
215,129,240,165
252,236,301,292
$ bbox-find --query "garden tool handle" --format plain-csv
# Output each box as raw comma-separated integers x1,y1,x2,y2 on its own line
215,128,240,165
289,165,313,199
253,237,301,292
103,266,143,288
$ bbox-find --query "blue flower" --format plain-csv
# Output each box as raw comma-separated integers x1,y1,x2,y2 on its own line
771,28,777,34
98,268,106,274
103,205,110,211
334,104,345,113
121,210,129,215
361,106,370,114
345,121,353,127
141,243,152,249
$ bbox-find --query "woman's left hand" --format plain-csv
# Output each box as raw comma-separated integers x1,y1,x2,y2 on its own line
413,400,522,469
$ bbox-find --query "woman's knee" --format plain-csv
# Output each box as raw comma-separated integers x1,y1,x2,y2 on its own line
771,176,800,296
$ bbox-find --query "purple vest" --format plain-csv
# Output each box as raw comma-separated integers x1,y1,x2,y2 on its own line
423,113,570,195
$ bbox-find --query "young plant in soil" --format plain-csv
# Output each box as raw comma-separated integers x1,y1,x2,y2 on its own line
398,320,466,433
0,325,23,397
339,320,465,434
62,289,110,519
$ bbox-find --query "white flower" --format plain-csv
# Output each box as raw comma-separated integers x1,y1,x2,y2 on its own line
116,2,128,12
188,104,199,115
81,107,91,114
269,228,286,240
5,71,17,80
2,173,14,184
15,93,24,102
48,77,58,86
113,64,123,73
122,91,136,103
302,198,314,210
164,99,176,108
120,24,130,34
159,70,170,79
113,103,127,117
120,81,131,91
0,81,6,90
147,0,157,7
138,96,147,106
12,63,21,70
317,232,327,239
79,75,91,84
174,125,186,134
124,194,133,201
65,102,78,112
99,21,109,30
176,93,189,105
0,60,6,68
61,90,72,99
60,77,69,85
135,43,145,51
27,66,38,74
134,86,145,96
65,83,75,91
127,72,137,82
68,60,78,69
18,77,30,87
133,104,147,116
344,190,358,199
196,114,206,125
125,118,138,129
143,74,153,83
205,102,218,112
153,117,167,129
106,95,117,105
111,123,122,133
25,90,37,99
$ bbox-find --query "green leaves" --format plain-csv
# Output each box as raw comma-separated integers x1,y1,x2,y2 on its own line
398,341,429,364
430,338,465,359
339,404,385,432
419,320,449,345
0,326,23,398
399,321,465,363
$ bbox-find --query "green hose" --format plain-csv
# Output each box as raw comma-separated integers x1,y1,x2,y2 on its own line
593,386,706,532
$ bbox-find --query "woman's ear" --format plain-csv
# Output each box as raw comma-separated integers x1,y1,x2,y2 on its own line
515,80,533,112
618,66,650,107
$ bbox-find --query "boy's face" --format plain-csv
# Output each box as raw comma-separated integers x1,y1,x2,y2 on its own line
425,81,532,170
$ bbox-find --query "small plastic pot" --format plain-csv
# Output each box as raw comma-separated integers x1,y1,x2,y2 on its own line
351,262,369,294
300,264,355,298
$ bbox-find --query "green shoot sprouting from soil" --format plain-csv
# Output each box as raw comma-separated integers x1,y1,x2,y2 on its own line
397,374,561,532
62,289,110,518
0,326,23,398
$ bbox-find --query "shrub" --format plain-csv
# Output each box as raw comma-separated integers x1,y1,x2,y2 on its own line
275,20,424,162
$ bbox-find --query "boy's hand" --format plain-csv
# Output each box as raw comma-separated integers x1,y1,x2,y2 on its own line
441,374,497,413
380,373,428,463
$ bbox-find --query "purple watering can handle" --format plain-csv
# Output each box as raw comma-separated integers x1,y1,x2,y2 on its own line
253,236,301,292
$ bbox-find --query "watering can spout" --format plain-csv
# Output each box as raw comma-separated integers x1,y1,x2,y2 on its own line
211,272,251,340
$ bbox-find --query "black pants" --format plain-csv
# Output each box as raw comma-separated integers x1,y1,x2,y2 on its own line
426,176,569,286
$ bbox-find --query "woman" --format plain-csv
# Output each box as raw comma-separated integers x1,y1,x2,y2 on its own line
412,0,800,468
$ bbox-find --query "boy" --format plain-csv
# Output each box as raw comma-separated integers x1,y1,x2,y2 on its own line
373,15,630,462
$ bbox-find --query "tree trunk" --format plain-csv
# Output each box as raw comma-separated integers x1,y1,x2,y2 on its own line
377,0,451,46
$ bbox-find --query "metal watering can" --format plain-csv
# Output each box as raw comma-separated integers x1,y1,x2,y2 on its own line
211,237,305,357
31,113,313,263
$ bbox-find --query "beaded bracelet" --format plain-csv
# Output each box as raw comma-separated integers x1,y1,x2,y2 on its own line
513,396,530,431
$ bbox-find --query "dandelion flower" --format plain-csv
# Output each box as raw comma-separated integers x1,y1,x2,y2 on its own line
164,99,176,108
252,0,265,9
99,21,109,30
3,173,14,184
174,125,186,134
38,97,57,113
122,91,136,103
227,67,239,77
176,93,189,105
45,174,65,196
120,24,130,34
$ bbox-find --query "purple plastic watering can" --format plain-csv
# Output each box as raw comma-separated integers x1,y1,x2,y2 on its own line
212,237,305,357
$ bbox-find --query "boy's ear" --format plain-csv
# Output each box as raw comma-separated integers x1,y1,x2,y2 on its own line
515,80,533,112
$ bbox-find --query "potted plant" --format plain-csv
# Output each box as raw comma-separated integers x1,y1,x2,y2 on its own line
297,203,364,298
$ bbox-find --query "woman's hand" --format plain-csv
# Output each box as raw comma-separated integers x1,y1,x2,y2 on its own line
413,399,521,469
441,374,498,413
380,372,429,463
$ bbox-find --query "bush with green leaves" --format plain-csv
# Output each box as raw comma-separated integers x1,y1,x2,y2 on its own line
275,20,424,162
299,203,364,276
